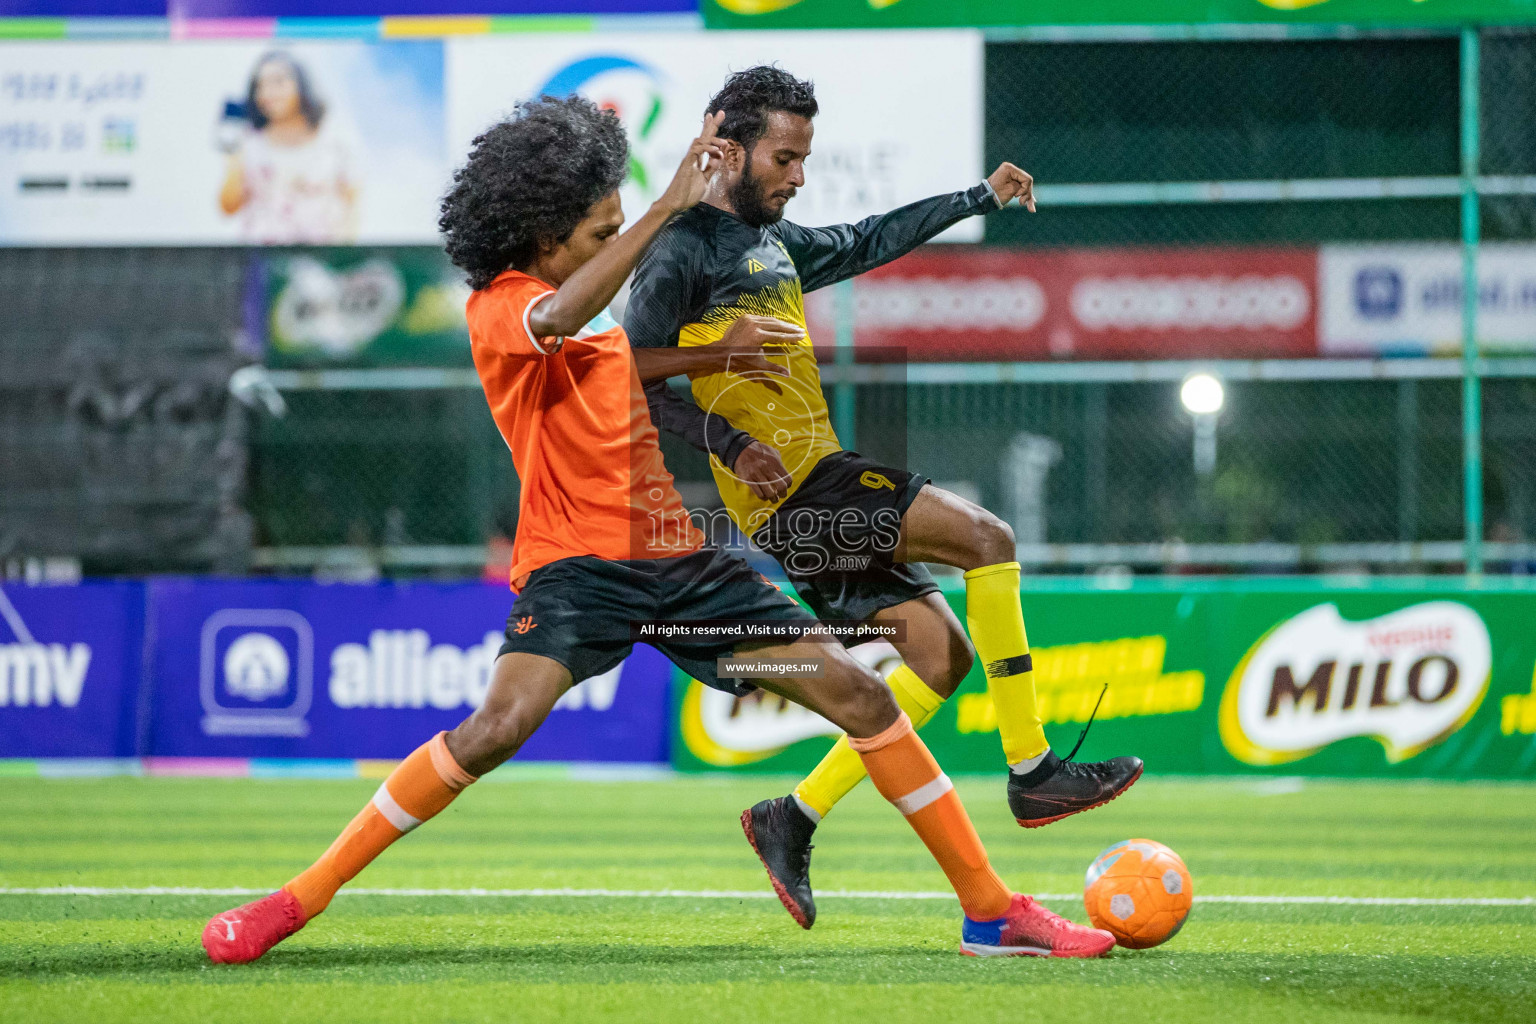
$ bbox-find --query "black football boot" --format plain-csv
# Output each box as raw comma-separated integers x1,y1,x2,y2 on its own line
1006,750,1144,827
741,795,818,928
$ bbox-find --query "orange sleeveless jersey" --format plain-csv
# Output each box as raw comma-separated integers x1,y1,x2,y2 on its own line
467,270,703,588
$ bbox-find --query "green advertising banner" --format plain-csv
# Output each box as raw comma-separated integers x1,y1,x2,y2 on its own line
703,0,1536,30
264,249,472,369
671,580,1536,779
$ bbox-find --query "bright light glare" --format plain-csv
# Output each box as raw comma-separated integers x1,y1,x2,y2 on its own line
1180,374,1225,415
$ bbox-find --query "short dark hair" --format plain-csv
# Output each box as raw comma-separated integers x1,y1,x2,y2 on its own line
439,95,629,291
705,65,818,152
246,52,325,131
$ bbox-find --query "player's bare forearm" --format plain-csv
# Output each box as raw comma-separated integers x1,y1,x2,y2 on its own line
529,204,679,338
632,344,725,381
531,113,724,339
632,315,801,382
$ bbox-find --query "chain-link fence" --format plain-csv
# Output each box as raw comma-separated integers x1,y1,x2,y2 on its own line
242,28,1536,577
248,383,510,549
3,28,1533,578
0,248,253,576
985,35,1464,247
854,372,1536,569
239,362,1536,577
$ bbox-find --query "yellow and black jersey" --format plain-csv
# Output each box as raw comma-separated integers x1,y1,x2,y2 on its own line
624,185,997,536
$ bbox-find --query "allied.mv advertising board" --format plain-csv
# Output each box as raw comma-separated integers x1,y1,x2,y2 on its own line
1318,244,1536,356
145,578,673,761
0,582,144,759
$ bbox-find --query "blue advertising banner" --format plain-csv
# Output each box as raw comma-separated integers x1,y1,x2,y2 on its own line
0,581,144,758
145,578,671,761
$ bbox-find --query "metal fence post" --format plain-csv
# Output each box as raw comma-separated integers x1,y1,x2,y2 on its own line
833,277,857,450
1461,26,1484,576
1397,379,1419,545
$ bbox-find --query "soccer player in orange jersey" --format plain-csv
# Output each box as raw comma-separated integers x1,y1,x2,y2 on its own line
198,97,1113,964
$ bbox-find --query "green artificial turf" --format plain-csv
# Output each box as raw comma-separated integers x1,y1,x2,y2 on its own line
1,774,1533,1023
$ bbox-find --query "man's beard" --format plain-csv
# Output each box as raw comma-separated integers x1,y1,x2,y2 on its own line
728,164,788,227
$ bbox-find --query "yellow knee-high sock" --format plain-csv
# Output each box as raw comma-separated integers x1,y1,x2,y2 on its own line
792,664,944,821
964,562,1049,765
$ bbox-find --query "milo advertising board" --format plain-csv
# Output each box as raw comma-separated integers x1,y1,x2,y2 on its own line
671,581,1536,779
263,249,472,369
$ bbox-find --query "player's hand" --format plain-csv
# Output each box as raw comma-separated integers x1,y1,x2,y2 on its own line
708,314,800,377
732,440,792,502
658,112,726,215
987,162,1036,212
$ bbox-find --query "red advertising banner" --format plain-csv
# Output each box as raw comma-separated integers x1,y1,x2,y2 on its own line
815,247,1319,362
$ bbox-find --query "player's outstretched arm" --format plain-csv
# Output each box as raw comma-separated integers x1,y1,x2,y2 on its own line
784,162,1036,294
632,314,800,381
529,113,724,339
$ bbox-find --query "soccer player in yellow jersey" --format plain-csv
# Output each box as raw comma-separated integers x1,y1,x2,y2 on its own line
624,67,1143,928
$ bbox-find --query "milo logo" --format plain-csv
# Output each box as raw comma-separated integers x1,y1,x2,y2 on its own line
1219,602,1491,765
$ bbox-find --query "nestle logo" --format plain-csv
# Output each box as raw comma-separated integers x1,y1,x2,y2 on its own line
1354,267,1403,319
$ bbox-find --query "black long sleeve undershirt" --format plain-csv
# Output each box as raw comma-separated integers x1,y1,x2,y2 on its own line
642,377,756,468
626,183,996,466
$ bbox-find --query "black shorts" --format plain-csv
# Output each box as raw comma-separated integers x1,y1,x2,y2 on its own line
499,546,817,695
751,450,939,635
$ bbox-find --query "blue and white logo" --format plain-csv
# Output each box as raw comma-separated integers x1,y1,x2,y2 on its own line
200,610,313,737
1354,267,1404,320
222,632,291,702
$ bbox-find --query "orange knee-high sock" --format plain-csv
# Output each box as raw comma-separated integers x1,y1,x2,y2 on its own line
849,713,1013,921
284,732,477,918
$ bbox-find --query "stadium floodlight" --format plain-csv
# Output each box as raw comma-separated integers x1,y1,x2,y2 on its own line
1180,373,1225,416
1180,373,1224,476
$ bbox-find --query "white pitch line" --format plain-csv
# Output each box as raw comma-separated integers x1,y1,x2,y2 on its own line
0,886,1531,907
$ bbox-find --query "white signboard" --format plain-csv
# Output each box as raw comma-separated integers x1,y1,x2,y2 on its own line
445,30,984,242
2,32,982,247
0,40,448,245
1319,243,1536,355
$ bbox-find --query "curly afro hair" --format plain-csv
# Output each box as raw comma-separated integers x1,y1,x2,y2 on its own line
440,95,629,291
705,65,818,152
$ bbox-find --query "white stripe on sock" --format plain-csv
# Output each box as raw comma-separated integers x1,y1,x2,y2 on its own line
371,782,422,833
892,773,953,816
1008,750,1049,775
792,794,823,824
